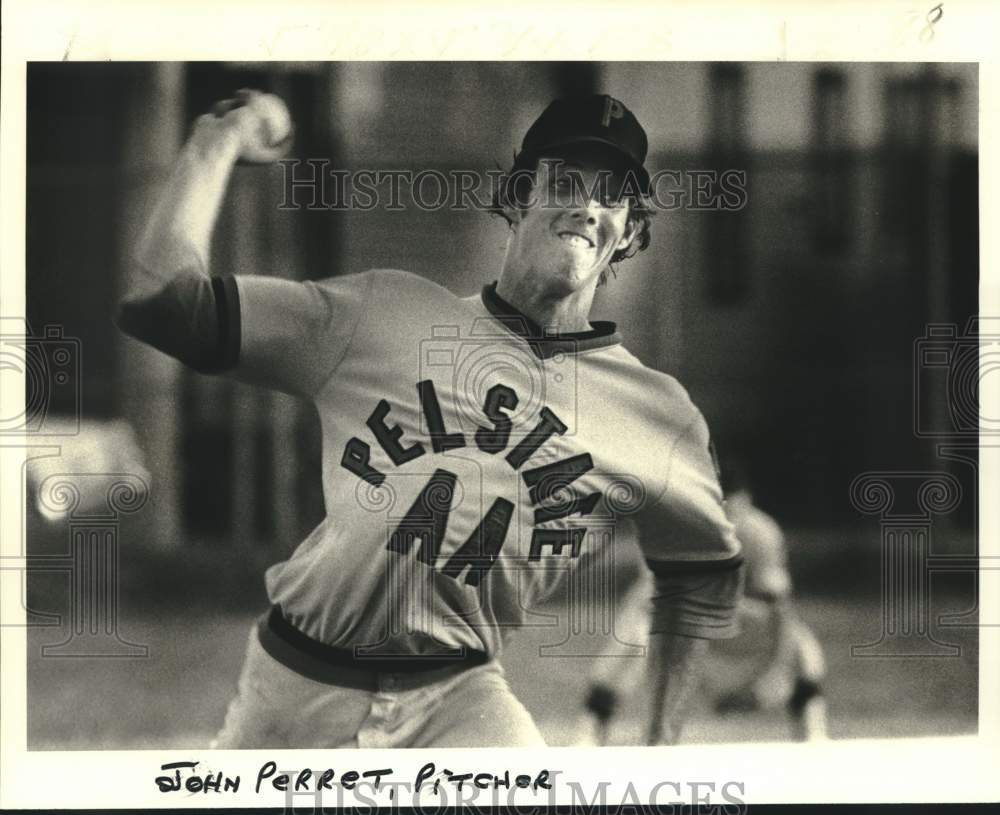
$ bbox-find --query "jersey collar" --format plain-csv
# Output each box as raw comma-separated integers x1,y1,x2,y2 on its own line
480,281,622,359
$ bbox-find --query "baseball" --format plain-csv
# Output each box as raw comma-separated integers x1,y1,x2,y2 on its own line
223,89,294,164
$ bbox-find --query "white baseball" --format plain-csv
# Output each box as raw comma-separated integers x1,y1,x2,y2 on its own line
225,89,294,164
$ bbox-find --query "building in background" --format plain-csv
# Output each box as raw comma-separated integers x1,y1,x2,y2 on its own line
25,61,978,561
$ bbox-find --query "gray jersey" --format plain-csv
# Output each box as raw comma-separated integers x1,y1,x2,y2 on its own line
233,268,741,658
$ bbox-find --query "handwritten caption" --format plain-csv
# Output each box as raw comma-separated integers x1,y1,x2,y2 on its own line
155,760,552,800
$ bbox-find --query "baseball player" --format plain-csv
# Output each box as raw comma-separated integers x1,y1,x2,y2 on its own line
116,89,744,748
577,467,828,745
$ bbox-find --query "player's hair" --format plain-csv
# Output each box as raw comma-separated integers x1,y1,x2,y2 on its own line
488,152,655,286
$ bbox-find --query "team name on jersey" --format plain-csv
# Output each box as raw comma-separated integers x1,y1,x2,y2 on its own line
339,379,605,586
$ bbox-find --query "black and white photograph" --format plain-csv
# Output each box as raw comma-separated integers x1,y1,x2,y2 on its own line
1,2,998,812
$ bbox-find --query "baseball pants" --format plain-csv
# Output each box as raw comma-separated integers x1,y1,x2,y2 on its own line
211,625,546,749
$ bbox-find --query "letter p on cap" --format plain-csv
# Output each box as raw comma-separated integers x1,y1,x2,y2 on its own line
602,96,624,127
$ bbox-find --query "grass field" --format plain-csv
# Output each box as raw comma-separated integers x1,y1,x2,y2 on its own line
25,594,977,750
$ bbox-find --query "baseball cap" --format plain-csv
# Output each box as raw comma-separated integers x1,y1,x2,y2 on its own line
514,94,651,194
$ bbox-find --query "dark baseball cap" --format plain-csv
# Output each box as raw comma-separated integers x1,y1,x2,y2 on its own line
515,94,651,194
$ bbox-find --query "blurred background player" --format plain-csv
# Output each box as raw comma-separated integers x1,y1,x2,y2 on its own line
577,460,828,744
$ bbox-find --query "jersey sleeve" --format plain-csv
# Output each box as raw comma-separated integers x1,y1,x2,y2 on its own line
636,411,745,639
116,266,375,399
235,271,374,397
116,270,240,375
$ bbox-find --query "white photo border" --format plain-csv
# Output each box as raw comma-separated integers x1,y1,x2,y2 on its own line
1,0,998,809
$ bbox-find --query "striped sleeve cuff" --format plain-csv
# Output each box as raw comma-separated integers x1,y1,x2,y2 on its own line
645,555,745,639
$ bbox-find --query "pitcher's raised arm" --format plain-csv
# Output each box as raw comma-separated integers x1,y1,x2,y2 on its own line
114,89,348,397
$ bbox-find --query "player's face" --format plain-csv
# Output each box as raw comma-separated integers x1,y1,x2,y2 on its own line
506,150,637,294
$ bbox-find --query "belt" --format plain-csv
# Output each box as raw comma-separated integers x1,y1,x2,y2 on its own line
257,606,490,692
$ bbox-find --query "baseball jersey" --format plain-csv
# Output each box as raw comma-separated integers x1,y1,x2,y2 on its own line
228,268,741,660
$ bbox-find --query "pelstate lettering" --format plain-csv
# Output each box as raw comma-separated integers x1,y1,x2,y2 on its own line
340,379,608,584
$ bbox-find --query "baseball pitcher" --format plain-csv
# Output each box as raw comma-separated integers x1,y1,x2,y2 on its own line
117,90,744,748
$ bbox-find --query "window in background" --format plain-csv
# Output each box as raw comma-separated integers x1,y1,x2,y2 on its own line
705,63,749,305
811,67,851,255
